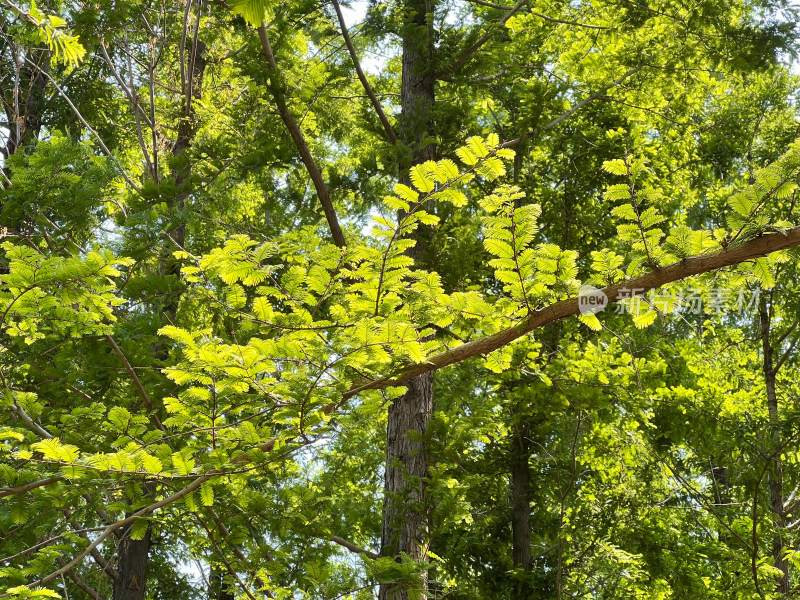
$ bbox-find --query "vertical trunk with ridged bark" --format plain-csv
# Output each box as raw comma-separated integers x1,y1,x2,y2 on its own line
379,1,436,599
510,427,533,600
209,567,235,600
760,295,789,595
113,524,152,600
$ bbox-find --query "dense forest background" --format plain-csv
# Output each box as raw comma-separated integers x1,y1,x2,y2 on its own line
2,0,800,598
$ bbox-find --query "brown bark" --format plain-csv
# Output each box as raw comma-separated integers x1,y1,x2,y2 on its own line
257,25,346,249
760,295,790,595
347,225,800,395
113,523,152,600
209,567,235,600
510,427,533,600
380,374,434,600
379,1,437,598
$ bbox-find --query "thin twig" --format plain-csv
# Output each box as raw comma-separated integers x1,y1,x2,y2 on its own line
331,0,397,144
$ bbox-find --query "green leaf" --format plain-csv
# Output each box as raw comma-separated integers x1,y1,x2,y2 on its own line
130,518,149,541
750,257,775,288
410,164,435,193
140,453,163,474
611,203,637,221
200,481,214,506
729,191,754,216
107,406,132,431
578,312,603,331
171,451,196,476
184,489,197,512
602,159,628,176
6,587,61,598
484,239,514,259
632,309,657,329
230,0,271,25
31,438,79,463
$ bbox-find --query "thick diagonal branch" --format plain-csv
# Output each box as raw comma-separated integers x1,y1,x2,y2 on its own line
257,24,347,248
347,226,800,394
331,0,397,144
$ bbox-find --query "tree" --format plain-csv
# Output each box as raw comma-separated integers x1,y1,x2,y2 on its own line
1,0,799,598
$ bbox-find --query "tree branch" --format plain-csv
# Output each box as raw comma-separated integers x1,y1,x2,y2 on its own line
4,473,214,593
206,507,273,596
461,0,611,29
104,334,164,431
331,0,397,144
19,55,140,199
257,24,347,248
329,535,381,559
773,334,798,375
0,476,62,498
10,400,53,439
346,226,800,395
449,0,529,72
97,39,155,176
501,62,648,148
56,557,105,600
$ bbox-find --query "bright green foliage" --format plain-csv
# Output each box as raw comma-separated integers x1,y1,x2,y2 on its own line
480,186,580,311
1,0,800,598
2,0,85,65
0,244,128,344
229,0,274,26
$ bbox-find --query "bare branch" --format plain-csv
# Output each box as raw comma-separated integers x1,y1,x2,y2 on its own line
4,473,214,593
0,476,62,498
206,508,274,597
329,535,381,559
104,335,164,431
19,55,140,199
56,558,105,600
773,334,799,375
11,400,53,439
97,40,155,179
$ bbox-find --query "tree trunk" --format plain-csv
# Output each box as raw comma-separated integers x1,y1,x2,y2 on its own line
114,38,208,600
162,38,207,324
209,567,235,600
113,523,152,600
379,3,436,598
380,374,434,600
760,294,789,595
510,428,533,600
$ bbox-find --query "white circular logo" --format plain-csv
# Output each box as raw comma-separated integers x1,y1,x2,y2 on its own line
578,284,608,315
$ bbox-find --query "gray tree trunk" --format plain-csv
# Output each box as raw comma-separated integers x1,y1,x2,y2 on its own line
379,1,436,598
760,295,789,595
113,524,152,600
510,430,534,600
